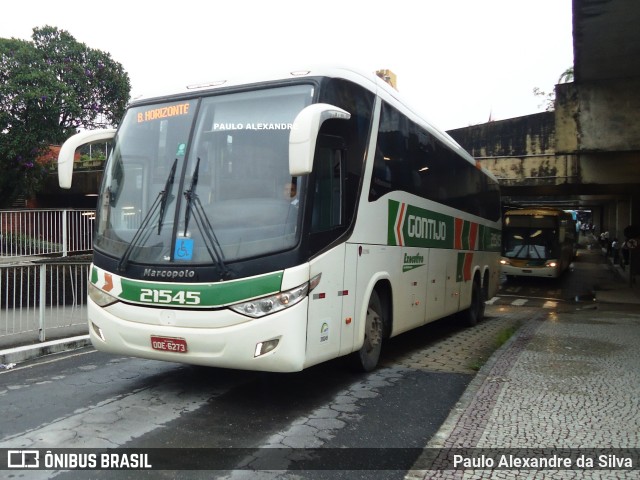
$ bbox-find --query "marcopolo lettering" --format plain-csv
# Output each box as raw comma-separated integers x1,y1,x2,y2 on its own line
143,269,196,279
407,215,447,241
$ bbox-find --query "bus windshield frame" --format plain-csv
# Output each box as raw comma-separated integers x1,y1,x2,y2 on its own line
502,215,559,261
94,84,314,270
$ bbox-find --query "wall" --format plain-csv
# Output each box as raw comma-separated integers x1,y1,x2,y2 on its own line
447,112,578,187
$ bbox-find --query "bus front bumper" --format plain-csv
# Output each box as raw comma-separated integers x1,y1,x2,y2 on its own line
500,261,560,278
87,298,309,372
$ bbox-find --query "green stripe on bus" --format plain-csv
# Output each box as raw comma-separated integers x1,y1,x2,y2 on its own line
461,220,470,250
388,200,401,245
118,271,284,307
456,252,466,282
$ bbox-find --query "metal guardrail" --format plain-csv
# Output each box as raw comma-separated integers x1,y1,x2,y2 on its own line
0,209,95,257
0,259,91,344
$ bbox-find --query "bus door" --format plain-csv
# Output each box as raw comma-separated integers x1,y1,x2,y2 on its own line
394,246,427,334
340,243,358,356
425,248,446,322
306,136,350,365
445,251,461,315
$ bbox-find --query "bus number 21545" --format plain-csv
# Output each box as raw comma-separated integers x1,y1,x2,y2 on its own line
139,288,201,305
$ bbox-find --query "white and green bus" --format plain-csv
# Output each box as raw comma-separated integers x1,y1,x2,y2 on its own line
58,67,501,372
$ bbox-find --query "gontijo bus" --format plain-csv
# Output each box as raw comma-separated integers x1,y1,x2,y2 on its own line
58,67,502,372
500,208,576,278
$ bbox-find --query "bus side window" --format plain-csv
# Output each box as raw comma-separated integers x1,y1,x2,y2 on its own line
311,145,344,233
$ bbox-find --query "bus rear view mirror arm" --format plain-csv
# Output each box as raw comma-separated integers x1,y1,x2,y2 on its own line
58,129,117,188
288,103,350,176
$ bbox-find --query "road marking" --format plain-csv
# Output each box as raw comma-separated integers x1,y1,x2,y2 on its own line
543,301,558,309
0,349,97,375
485,296,499,305
498,294,565,302
511,298,529,306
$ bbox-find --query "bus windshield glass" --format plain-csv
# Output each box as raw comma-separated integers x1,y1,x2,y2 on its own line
94,84,314,265
502,216,558,260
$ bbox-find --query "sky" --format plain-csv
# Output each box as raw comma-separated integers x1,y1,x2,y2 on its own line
3,0,574,131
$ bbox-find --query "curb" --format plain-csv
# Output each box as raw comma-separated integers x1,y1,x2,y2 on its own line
405,314,545,479
424,323,522,448
0,335,91,366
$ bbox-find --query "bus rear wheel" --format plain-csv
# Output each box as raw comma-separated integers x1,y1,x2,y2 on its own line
460,278,484,327
352,290,384,372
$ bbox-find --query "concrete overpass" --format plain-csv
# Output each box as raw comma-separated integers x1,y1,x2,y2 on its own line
448,0,640,248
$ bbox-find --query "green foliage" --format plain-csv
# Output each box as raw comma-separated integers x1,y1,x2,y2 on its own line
533,66,575,113
0,26,131,207
77,143,108,165
558,67,574,84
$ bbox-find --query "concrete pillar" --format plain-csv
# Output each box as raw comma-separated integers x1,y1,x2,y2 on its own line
628,193,640,284
606,203,617,238
631,192,640,229
591,206,602,234
616,200,631,241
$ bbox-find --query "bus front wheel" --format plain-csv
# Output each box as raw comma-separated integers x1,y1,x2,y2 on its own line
352,290,384,372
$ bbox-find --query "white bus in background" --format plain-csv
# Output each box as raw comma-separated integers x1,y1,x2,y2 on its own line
500,208,576,279
58,67,502,373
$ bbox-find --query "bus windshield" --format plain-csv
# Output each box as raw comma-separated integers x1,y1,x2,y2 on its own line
95,84,314,266
502,216,558,260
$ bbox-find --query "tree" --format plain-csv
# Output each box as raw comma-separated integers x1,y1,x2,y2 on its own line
0,26,130,207
533,67,574,112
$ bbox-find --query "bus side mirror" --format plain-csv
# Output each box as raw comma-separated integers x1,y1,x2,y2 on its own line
58,129,117,188
288,103,350,176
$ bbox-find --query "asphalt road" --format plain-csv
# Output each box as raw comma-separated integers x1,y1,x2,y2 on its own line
0,249,604,480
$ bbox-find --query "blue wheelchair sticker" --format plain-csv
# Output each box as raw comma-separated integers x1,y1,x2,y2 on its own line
174,238,194,261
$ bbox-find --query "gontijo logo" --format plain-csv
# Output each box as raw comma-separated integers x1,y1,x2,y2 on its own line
388,200,452,249
388,200,500,252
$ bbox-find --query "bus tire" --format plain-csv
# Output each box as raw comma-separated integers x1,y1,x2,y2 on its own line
351,290,385,372
460,278,484,327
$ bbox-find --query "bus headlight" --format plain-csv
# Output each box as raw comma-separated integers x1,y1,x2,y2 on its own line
230,274,321,318
500,259,510,266
89,282,119,307
230,283,309,318
545,261,558,268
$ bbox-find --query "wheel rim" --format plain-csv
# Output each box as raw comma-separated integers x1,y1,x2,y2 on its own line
364,306,382,353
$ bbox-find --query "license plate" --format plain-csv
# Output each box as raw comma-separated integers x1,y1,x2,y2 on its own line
522,269,532,273
151,336,188,353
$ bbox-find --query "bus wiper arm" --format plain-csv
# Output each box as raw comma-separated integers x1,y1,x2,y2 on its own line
183,157,200,236
158,159,178,234
117,159,178,272
513,244,527,259
183,158,229,277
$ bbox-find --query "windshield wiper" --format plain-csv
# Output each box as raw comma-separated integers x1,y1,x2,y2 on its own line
512,244,527,259
182,158,229,278
158,159,178,234
117,159,178,272
183,157,199,237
